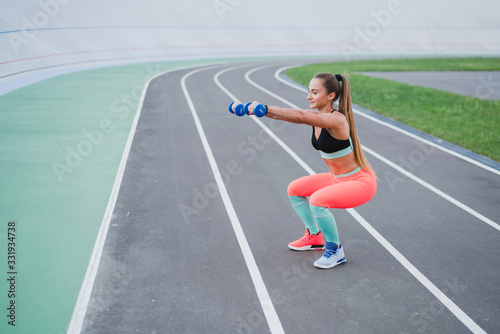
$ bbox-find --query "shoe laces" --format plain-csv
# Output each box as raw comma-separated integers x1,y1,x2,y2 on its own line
302,232,318,241
302,234,314,241
323,249,337,258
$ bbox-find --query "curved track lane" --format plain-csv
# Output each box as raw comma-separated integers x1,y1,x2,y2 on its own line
74,61,500,334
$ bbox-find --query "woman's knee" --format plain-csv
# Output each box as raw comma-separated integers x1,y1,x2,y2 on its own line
287,180,298,196
309,192,330,208
287,177,308,196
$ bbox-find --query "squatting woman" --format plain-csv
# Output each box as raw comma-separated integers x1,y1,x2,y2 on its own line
237,72,377,269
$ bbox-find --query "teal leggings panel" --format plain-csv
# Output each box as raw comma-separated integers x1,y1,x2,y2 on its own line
310,205,339,244
289,196,339,243
289,196,319,234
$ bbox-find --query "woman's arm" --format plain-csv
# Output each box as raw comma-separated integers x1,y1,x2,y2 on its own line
263,107,313,124
248,102,345,131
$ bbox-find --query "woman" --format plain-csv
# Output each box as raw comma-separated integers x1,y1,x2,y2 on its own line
236,73,377,269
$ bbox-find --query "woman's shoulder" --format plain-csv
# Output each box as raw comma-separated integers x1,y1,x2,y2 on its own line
325,112,349,139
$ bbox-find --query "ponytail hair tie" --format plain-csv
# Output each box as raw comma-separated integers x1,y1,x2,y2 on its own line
335,74,342,82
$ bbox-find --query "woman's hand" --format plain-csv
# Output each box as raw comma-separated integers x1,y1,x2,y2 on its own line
246,101,261,115
229,101,242,113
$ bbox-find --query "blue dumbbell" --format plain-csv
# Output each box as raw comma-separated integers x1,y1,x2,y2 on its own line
244,102,252,115
234,104,245,116
253,104,267,117
244,103,267,117
228,102,245,116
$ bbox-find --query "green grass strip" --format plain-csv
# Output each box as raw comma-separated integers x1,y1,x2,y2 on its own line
286,58,500,162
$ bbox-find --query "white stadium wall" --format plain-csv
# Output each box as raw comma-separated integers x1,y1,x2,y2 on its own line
1,0,499,90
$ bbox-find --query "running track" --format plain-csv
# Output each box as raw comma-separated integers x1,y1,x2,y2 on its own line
71,61,500,334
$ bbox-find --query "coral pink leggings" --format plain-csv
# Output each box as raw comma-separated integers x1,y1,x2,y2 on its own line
287,169,377,209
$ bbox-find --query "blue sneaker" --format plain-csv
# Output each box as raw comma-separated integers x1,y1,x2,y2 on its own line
314,242,346,269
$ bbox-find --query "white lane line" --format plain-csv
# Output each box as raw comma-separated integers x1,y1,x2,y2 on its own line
225,65,486,334
183,66,285,334
346,208,487,334
274,65,500,177
245,65,302,109
250,65,499,232
215,66,315,176
67,65,198,334
364,146,500,232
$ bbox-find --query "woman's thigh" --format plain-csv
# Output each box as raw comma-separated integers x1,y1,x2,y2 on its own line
287,173,336,197
309,172,377,209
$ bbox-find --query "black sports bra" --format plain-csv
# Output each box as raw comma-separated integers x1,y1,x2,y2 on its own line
311,110,353,159
311,127,351,153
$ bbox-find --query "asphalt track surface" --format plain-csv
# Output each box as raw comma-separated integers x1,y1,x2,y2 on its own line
75,61,500,334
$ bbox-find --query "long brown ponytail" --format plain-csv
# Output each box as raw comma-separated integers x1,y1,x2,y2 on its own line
313,73,376,177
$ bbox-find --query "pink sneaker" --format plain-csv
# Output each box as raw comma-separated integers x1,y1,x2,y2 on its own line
288,229,325,251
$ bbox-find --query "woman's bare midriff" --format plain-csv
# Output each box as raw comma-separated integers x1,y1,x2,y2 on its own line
323,151,359,175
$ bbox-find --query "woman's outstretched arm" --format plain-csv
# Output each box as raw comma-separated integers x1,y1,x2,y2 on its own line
248,102,346,131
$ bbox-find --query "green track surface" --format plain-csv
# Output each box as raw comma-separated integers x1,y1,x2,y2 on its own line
0,59,228,334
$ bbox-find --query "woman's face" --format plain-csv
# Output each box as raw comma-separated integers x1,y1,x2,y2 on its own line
307,78,334,110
